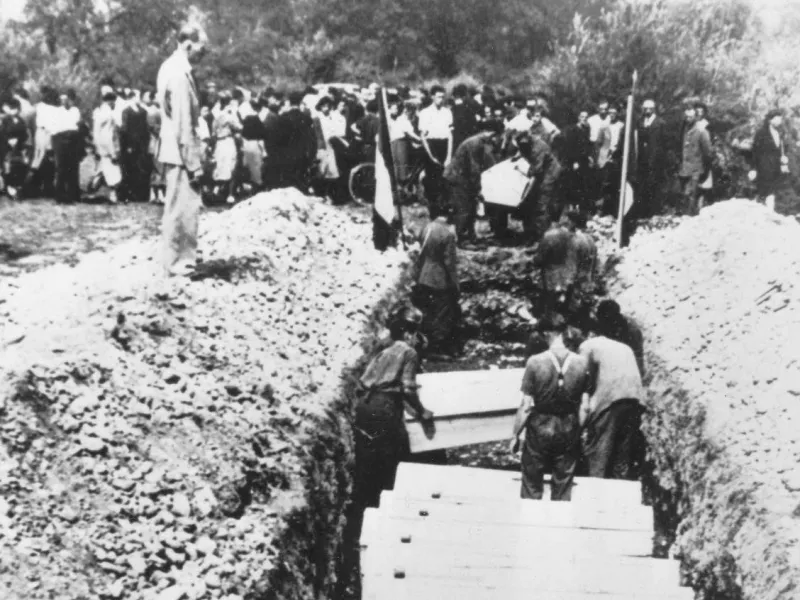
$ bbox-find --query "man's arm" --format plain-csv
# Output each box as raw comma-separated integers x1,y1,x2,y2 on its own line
401,351,432,420
172,74,202,173
512,393,534,440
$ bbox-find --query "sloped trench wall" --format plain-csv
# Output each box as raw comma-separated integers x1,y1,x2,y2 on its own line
606,201,800,600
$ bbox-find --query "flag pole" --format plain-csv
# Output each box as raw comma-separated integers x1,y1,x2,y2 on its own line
381,86,406,249
617,70,638,248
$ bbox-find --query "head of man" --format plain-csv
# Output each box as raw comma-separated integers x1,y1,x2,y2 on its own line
288,91,304,109
694,101,708,122
60,89,77,109
577,110,589,127
1,97,20,116
530,106,544,127
597,100,609,118
316,96,333,116
683,101,697,125
387,99,400,118
608,106,619,123
642,99,656,118
595,299,623,336
563,210,586,232
177,22,208,65
766,108,783,129
430,85,446,108
536,313,568,347
452,84,467,104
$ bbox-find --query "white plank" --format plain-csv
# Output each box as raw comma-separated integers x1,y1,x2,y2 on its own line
393,463,643,506
361,561,686,596
363,577,694,600
412,368,524,419
406,411,515,453
378,495,653,532
361,538,680,579
360,509,654,556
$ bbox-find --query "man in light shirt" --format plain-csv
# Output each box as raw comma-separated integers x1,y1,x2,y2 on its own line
417,85,453,212
51,89,83,204
157,20,208,277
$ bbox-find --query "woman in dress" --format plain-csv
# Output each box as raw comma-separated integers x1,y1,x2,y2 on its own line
212,91,242,205
354,311,434,508
313,96,341,201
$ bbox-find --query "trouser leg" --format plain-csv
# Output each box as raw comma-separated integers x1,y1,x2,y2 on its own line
162,165,200,273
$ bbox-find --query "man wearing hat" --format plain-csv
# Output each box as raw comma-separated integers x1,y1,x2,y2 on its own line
156,20,208,276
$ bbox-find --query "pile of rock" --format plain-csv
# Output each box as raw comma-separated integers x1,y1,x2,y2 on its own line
608,199,800,599
0,189,406,600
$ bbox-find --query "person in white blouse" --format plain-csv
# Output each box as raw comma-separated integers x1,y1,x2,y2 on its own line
417,85,453,211
51,89,83,204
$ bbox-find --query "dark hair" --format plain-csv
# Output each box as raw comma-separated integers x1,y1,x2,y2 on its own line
565,210,587,229
14,88,30,100
452,84,467,99
232,89,244,103
596,299,621,322
288,91,305,106
366,99,379,113
765,109,783,122
217,90,232,108
482,119,504,135
389,316,418,340
315,96,333,111
430,85,446,96
2,97,21,111
40,86,60,106
263,86,277,98
537,313,567,334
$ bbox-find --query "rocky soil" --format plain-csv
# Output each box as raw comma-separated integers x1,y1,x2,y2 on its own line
0,189,407,600
607,199,800,600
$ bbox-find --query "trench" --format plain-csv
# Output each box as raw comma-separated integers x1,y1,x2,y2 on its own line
333,229,696,600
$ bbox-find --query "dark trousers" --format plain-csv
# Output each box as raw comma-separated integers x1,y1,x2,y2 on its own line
680,174,705,216
121,146,152,203
584,399,644,480
353,391,408,508
412,284,460,353
52,132,81,204
446,180,477,241
423,139,448,211
521,411,580,501
518,185,555,244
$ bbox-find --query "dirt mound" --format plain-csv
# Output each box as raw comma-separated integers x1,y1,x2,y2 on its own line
609,199,800,599
0,189,406,600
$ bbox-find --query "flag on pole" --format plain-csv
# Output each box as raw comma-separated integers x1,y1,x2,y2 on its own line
617,70,638,248
372,88,400,250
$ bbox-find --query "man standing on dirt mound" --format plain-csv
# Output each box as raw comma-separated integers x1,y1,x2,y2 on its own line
157,19,208,277
579,315,645,480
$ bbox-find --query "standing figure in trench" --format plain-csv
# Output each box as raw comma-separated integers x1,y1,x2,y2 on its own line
579,315,645,480
354,313,434,508
514,131,562,244
510,314,591,501
442,121,504,244
413,203,461,357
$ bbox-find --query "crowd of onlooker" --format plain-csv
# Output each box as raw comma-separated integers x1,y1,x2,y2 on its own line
0,79,791,224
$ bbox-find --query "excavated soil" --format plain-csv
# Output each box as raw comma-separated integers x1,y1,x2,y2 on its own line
607,199,800,600
0,189,408,600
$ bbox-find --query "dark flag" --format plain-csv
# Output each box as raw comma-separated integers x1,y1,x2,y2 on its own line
372,87,400,251
617,70,638,248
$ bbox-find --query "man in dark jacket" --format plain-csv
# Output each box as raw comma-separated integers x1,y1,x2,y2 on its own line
120,90,152,203
515,131,562,243
413,204,460,357
261,89,283,190
635,99,667,219
560,109,594,214
442,123,503,243
274,91,317,191
451,84,478,152
679,100,713,216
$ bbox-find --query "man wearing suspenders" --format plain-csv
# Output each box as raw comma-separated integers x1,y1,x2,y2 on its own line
511,315,591,501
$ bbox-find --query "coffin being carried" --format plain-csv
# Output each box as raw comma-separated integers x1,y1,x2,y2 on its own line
480,157,534,208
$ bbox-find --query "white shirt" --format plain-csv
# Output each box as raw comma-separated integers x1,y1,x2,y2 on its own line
319,112,346,141
390,114,417,142
588,113,609,143
418,104,453,140
34,103,63,135
507,112,533,132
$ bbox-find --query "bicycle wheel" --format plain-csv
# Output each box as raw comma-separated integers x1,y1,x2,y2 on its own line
349,162,376,204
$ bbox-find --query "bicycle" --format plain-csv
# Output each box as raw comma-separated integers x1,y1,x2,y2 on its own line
348,140,427,205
